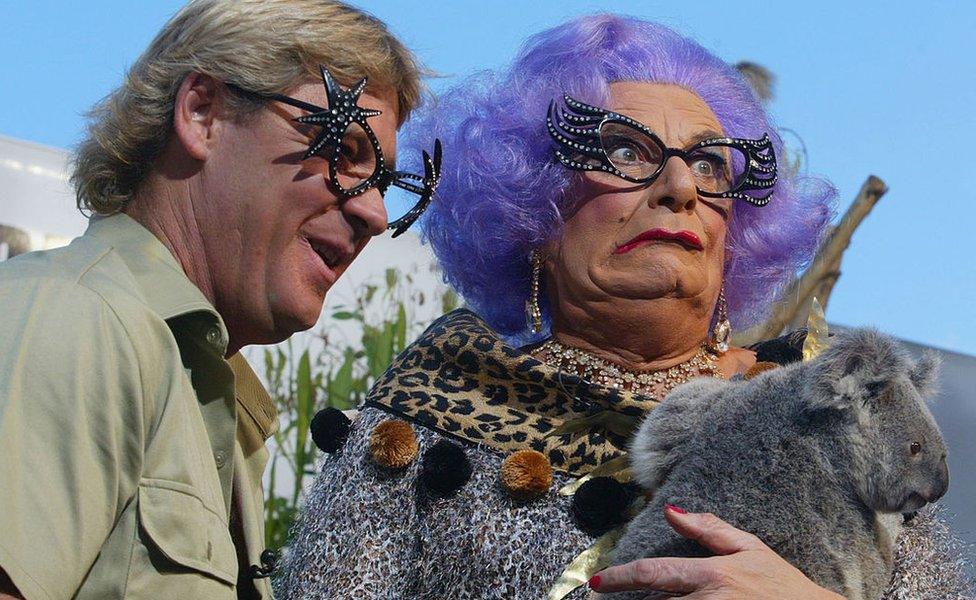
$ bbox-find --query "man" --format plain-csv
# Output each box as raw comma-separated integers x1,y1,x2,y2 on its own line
0,1,435,598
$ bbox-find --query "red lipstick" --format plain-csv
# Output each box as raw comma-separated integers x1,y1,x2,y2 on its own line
614,228,704,254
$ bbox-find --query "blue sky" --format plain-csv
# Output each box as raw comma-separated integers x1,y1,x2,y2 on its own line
1,1,974,355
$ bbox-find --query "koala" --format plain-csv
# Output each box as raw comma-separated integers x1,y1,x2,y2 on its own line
608,329,949,600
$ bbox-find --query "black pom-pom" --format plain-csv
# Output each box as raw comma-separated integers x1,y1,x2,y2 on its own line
419,440,472,497
749,329,809,365
570,477,636,537
310,407,351,453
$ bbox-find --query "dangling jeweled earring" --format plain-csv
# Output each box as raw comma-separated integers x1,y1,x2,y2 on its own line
711,287,731,354
525,250,543,334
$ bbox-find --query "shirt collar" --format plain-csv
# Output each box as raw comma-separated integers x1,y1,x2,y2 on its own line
228,354,279,441
84,213,229,352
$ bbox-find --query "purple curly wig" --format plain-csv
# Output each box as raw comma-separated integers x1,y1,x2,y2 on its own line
403,14,835,341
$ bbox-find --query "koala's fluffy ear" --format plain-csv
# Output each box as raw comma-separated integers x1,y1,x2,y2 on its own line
807,328,907,413
909,351,941,398
629,377,725,492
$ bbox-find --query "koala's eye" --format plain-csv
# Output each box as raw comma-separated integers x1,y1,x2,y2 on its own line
910,441,922,455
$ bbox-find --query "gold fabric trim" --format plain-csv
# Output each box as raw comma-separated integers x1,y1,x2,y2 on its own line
546,528,624,600
558,455,632,496
802,297,830,362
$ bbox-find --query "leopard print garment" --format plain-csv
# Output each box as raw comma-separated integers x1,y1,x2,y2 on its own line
275,311,974,599
366,309,661,477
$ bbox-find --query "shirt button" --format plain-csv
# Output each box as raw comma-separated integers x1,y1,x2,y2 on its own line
214,450,227,468
205,326,222,348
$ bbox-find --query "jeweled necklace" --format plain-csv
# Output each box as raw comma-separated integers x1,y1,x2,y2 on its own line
536,339,723,400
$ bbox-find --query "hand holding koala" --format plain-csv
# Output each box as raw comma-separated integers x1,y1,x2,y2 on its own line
607,329,948,600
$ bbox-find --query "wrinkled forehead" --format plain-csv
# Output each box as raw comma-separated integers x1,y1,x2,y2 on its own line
605,81,724,146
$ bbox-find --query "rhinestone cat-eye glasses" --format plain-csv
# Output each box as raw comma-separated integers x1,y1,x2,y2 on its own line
227,66,442,237
547,94,777,207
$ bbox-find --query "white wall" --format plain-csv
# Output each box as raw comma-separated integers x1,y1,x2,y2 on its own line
0,135,85,258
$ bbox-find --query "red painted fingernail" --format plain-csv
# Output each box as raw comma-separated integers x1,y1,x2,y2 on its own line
588,575,602,589
665,503,687,514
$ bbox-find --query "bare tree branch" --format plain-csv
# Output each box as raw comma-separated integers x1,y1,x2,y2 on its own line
734,175,888,346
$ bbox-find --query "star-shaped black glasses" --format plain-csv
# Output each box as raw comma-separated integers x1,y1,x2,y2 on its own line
227,66,441,237
547,94,776,207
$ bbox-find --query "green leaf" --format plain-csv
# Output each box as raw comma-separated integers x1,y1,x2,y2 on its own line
442,289,459,313
263,349,274,383
294,350,314,478
276,348,287,387
264,495,298,549
327,349,357,410
394,303,407,352
263,260,461,550
364,323,394,378
352,374,369,394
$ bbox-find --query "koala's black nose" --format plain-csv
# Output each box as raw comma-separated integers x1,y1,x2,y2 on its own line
929,456,949,502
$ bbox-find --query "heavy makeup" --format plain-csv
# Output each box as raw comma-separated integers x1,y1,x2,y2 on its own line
543,81,755,376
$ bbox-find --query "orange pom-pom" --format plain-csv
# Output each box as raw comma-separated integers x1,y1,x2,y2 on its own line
500,449,552,499
369,419,418,468
744,361,780,380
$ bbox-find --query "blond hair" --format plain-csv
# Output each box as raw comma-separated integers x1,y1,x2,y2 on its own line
73,0,423,215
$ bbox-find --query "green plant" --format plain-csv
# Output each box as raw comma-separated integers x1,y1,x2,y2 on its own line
262,267,459,548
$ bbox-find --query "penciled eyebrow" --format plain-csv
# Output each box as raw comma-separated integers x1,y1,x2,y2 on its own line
616,117,726,150
683,129,726,147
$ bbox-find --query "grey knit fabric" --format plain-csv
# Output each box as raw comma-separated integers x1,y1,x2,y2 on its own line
275,407,591,599
884,509,975,599
274,408,973,599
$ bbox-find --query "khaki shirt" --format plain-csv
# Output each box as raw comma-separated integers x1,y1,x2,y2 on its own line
0,214,276,599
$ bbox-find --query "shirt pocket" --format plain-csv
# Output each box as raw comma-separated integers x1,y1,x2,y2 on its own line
127,478,237,596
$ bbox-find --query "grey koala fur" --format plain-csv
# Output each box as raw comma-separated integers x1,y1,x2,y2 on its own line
608,329,949,600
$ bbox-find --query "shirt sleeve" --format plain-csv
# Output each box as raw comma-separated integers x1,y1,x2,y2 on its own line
0,277,148,600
